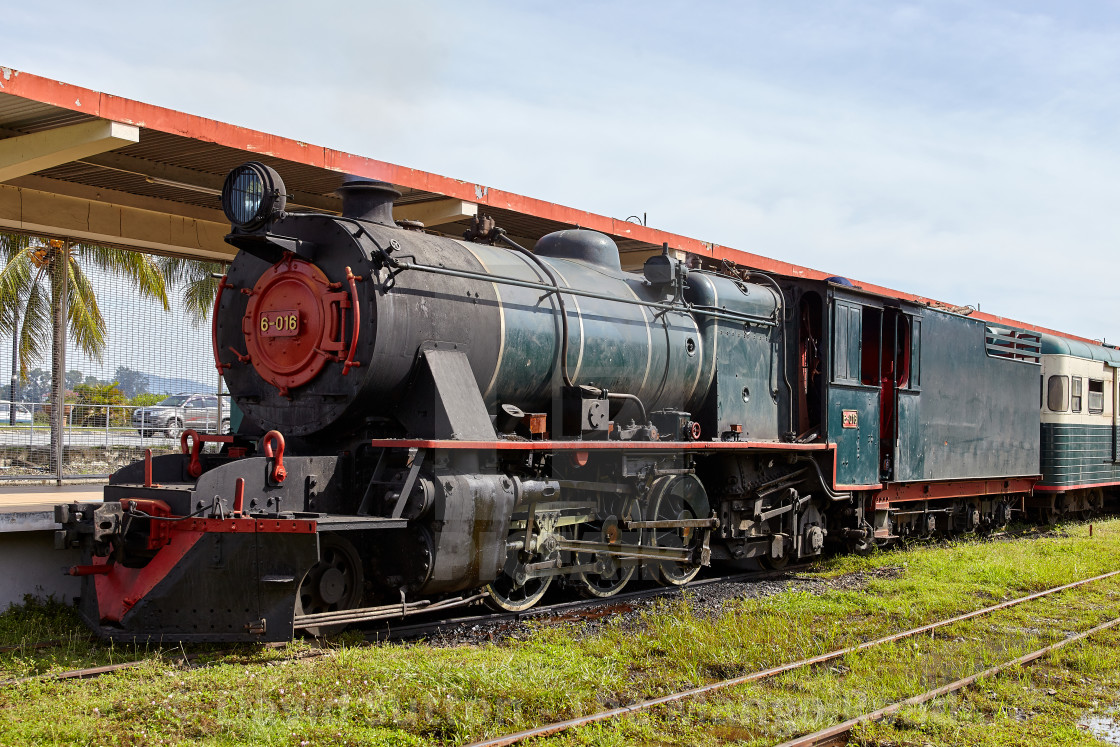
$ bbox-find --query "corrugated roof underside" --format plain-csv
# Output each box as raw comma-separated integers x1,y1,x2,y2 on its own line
0,94,663,252
0,92,95,133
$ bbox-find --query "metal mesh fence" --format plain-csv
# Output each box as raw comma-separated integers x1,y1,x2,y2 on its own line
1,235,225,483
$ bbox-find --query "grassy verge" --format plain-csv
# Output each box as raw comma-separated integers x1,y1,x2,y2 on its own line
2,521,1120,745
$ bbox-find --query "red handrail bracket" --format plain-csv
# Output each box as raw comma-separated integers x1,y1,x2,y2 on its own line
181,429,203,479
144,448,154,487
232,477,246,517
341,266,362,375
180,429,235,480
262,430,287,484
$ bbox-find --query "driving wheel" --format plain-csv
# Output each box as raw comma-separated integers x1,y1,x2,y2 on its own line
647,474,709,586
574,500,642,598
484,562,553,612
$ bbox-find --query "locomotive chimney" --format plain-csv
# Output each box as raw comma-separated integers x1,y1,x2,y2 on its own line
337,176,400,226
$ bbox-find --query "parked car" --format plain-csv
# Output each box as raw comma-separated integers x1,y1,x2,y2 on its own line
0,401,33,425
133,394,229,438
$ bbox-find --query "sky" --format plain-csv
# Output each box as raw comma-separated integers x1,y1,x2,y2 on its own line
3,1,1119,343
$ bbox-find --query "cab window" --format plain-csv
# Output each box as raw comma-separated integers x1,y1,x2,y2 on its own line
1071,377,1083,413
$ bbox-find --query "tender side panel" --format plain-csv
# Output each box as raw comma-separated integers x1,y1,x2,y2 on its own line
910,310,1039,481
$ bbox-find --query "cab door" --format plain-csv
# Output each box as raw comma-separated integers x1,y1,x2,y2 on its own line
827,299,880,486
885,310,924,482
893,313,924,481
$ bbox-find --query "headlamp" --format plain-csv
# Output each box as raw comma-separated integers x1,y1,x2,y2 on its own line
221,162,286,230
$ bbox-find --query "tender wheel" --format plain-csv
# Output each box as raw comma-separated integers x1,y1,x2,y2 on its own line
847,522,875,555
1088,488,1105,516
647,474,709,586
164,419,182,440
295,533,364,637
1033,495,1060,525
759,551,790,571
574,501,641,598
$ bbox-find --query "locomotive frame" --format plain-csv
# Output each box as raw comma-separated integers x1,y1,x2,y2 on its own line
53,161,1120,642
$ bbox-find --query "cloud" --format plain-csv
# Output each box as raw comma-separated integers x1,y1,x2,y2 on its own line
3,0,1120,342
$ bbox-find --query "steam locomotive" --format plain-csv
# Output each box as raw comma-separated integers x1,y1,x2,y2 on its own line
53,162,1120,641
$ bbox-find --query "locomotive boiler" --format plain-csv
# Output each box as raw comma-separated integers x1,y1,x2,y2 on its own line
53,160,1114,643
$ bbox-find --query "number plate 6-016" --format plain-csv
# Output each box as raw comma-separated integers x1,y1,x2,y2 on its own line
259,310,300,337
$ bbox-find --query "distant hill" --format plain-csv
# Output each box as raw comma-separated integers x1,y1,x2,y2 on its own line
146,373,216,395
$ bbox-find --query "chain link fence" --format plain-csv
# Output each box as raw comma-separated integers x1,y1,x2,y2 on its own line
1,235,225,483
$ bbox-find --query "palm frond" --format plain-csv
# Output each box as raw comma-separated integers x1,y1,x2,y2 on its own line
79,244,170,311
0,232,32,261
17,282,51,378
67,260,107,363
0,249,32,331
0,239,34,286
158,255,226,326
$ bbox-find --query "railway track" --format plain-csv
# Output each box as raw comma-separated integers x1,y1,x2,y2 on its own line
376,522,1074,642
368,570,767,642
464,568,1120,747
0,524,1102,691
0,642,317,687
774,614,1120,746
0,570,771,686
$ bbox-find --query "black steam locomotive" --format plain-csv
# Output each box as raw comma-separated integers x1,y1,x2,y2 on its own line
54,162,1120,641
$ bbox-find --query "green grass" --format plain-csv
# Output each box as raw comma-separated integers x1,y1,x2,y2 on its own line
3,521,1120,745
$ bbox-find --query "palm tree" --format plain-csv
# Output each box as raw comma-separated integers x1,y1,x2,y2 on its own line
2,278,21,426
0,233,169,469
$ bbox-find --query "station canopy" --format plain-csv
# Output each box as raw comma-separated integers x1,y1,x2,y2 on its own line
0,66,1094,344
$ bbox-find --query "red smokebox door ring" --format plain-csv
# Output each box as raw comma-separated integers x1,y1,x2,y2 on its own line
241,256,360,396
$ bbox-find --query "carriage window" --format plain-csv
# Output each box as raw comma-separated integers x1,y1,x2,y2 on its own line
895,315,911,388
860,308,882,385
1071,377,1083,413
1089,379,1105,414
910,318,921,389
832,301,862,384
1047,375,1068,412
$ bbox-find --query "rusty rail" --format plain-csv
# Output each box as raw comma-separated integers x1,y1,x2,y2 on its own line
775,614,1120,747
0,642,311,687
465,569,1120,747
0,660,147,686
